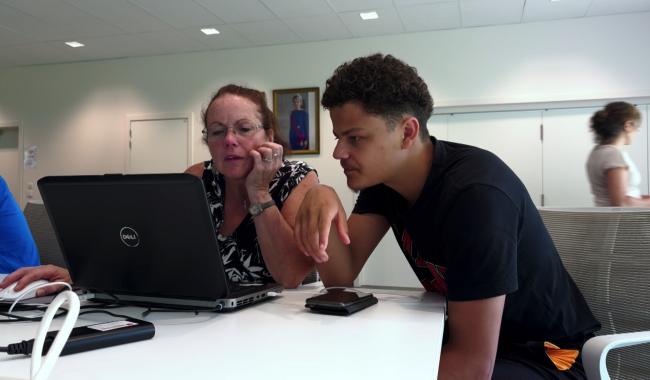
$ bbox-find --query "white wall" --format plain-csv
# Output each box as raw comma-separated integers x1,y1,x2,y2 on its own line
1,12,649,287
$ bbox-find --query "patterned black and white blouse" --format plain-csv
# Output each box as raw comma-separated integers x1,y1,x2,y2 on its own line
198,159,315,283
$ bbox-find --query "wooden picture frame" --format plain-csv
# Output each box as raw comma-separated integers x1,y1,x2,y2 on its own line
272,87,320,155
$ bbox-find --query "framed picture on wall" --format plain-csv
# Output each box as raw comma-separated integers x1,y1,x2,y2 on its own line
272,87,320,155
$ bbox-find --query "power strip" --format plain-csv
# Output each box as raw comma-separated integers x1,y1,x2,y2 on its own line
7,318,155,356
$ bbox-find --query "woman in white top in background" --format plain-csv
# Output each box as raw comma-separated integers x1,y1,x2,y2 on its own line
586,101,650,207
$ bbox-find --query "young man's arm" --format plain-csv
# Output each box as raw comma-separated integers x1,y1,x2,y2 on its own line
439,296,505,380
294,185,389,286
316,213,389,286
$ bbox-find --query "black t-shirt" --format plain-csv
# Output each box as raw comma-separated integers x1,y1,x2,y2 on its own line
353,138,600,347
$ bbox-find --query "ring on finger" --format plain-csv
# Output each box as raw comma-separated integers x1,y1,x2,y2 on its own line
272,152,280,158
263,157,273,163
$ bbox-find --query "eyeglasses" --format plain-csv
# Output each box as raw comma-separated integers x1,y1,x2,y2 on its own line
204,122,263,141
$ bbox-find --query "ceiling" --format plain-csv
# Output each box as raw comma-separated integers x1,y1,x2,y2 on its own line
1,0,649,68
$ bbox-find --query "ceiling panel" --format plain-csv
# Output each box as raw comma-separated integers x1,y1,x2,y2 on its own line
339,7,405,37
397,1,461,32
136,29,212,55
0,0,124,38
63,0,173,33
261,0,334,19
523,0,592,22
195,0,276,23
326,0,393,13
4,41,73,66
285,13,352,42
0,24,35,46
588,0,650,16
129,0,225,29
182,25,254,50
229,19,301,46
460,0,525,27
0,0,648,69
63,34,169,61
0,3,68,41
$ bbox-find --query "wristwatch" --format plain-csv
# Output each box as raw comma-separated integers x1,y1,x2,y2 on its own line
248,200,276,217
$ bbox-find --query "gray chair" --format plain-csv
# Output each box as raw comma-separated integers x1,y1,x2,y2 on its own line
23,201,67,268
539,207,650,380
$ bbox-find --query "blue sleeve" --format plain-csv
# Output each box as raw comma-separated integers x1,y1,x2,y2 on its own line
0,177,40,274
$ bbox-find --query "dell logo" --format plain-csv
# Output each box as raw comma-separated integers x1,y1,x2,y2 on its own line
119,227,140,247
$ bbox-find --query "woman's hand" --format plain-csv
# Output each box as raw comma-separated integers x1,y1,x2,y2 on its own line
246,142,284,201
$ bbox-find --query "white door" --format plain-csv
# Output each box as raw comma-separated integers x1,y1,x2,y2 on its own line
542,107,598,207
447,111,544,206
0,126,21,203
128,118,190,174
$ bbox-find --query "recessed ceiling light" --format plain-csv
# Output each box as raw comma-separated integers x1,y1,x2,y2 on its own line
65,41,84,48
201,28,220,36
360,11,379,20
550,0,561,2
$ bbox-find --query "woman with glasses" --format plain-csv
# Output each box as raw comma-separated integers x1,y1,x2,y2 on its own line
185,84,318,288
0,84,319,294
586,101,650,207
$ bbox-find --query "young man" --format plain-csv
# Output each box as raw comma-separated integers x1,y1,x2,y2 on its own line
294,54,600,379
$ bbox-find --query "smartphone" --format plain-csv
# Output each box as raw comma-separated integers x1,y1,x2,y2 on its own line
305,289,378,315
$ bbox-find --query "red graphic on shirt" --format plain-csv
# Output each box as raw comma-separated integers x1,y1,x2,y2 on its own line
401,229,414,259
401,230,448,295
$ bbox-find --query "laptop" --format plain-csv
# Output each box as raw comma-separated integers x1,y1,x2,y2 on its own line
37,173,282,310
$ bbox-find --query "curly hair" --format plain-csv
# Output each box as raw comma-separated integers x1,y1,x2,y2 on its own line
322,53,433,139
201,84,287,148
590,101,641,145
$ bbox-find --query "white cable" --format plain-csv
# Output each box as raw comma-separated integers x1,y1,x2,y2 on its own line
29,290,80,380
7,282,73,314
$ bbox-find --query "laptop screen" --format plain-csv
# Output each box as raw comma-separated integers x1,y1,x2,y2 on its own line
38,174,231,303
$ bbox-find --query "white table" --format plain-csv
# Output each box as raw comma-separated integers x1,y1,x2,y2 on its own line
1,284,445,380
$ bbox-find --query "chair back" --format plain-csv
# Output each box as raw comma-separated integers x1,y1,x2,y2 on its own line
23,201,67,268
539,207,650,380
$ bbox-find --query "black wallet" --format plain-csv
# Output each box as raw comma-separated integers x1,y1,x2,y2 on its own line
305,289,378,316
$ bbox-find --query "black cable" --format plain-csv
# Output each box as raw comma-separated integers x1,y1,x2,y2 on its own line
83,289,225,316
3,340,34,355
0,299,123,323
80,302,123,310
0,308,68,323
79,309,134,320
